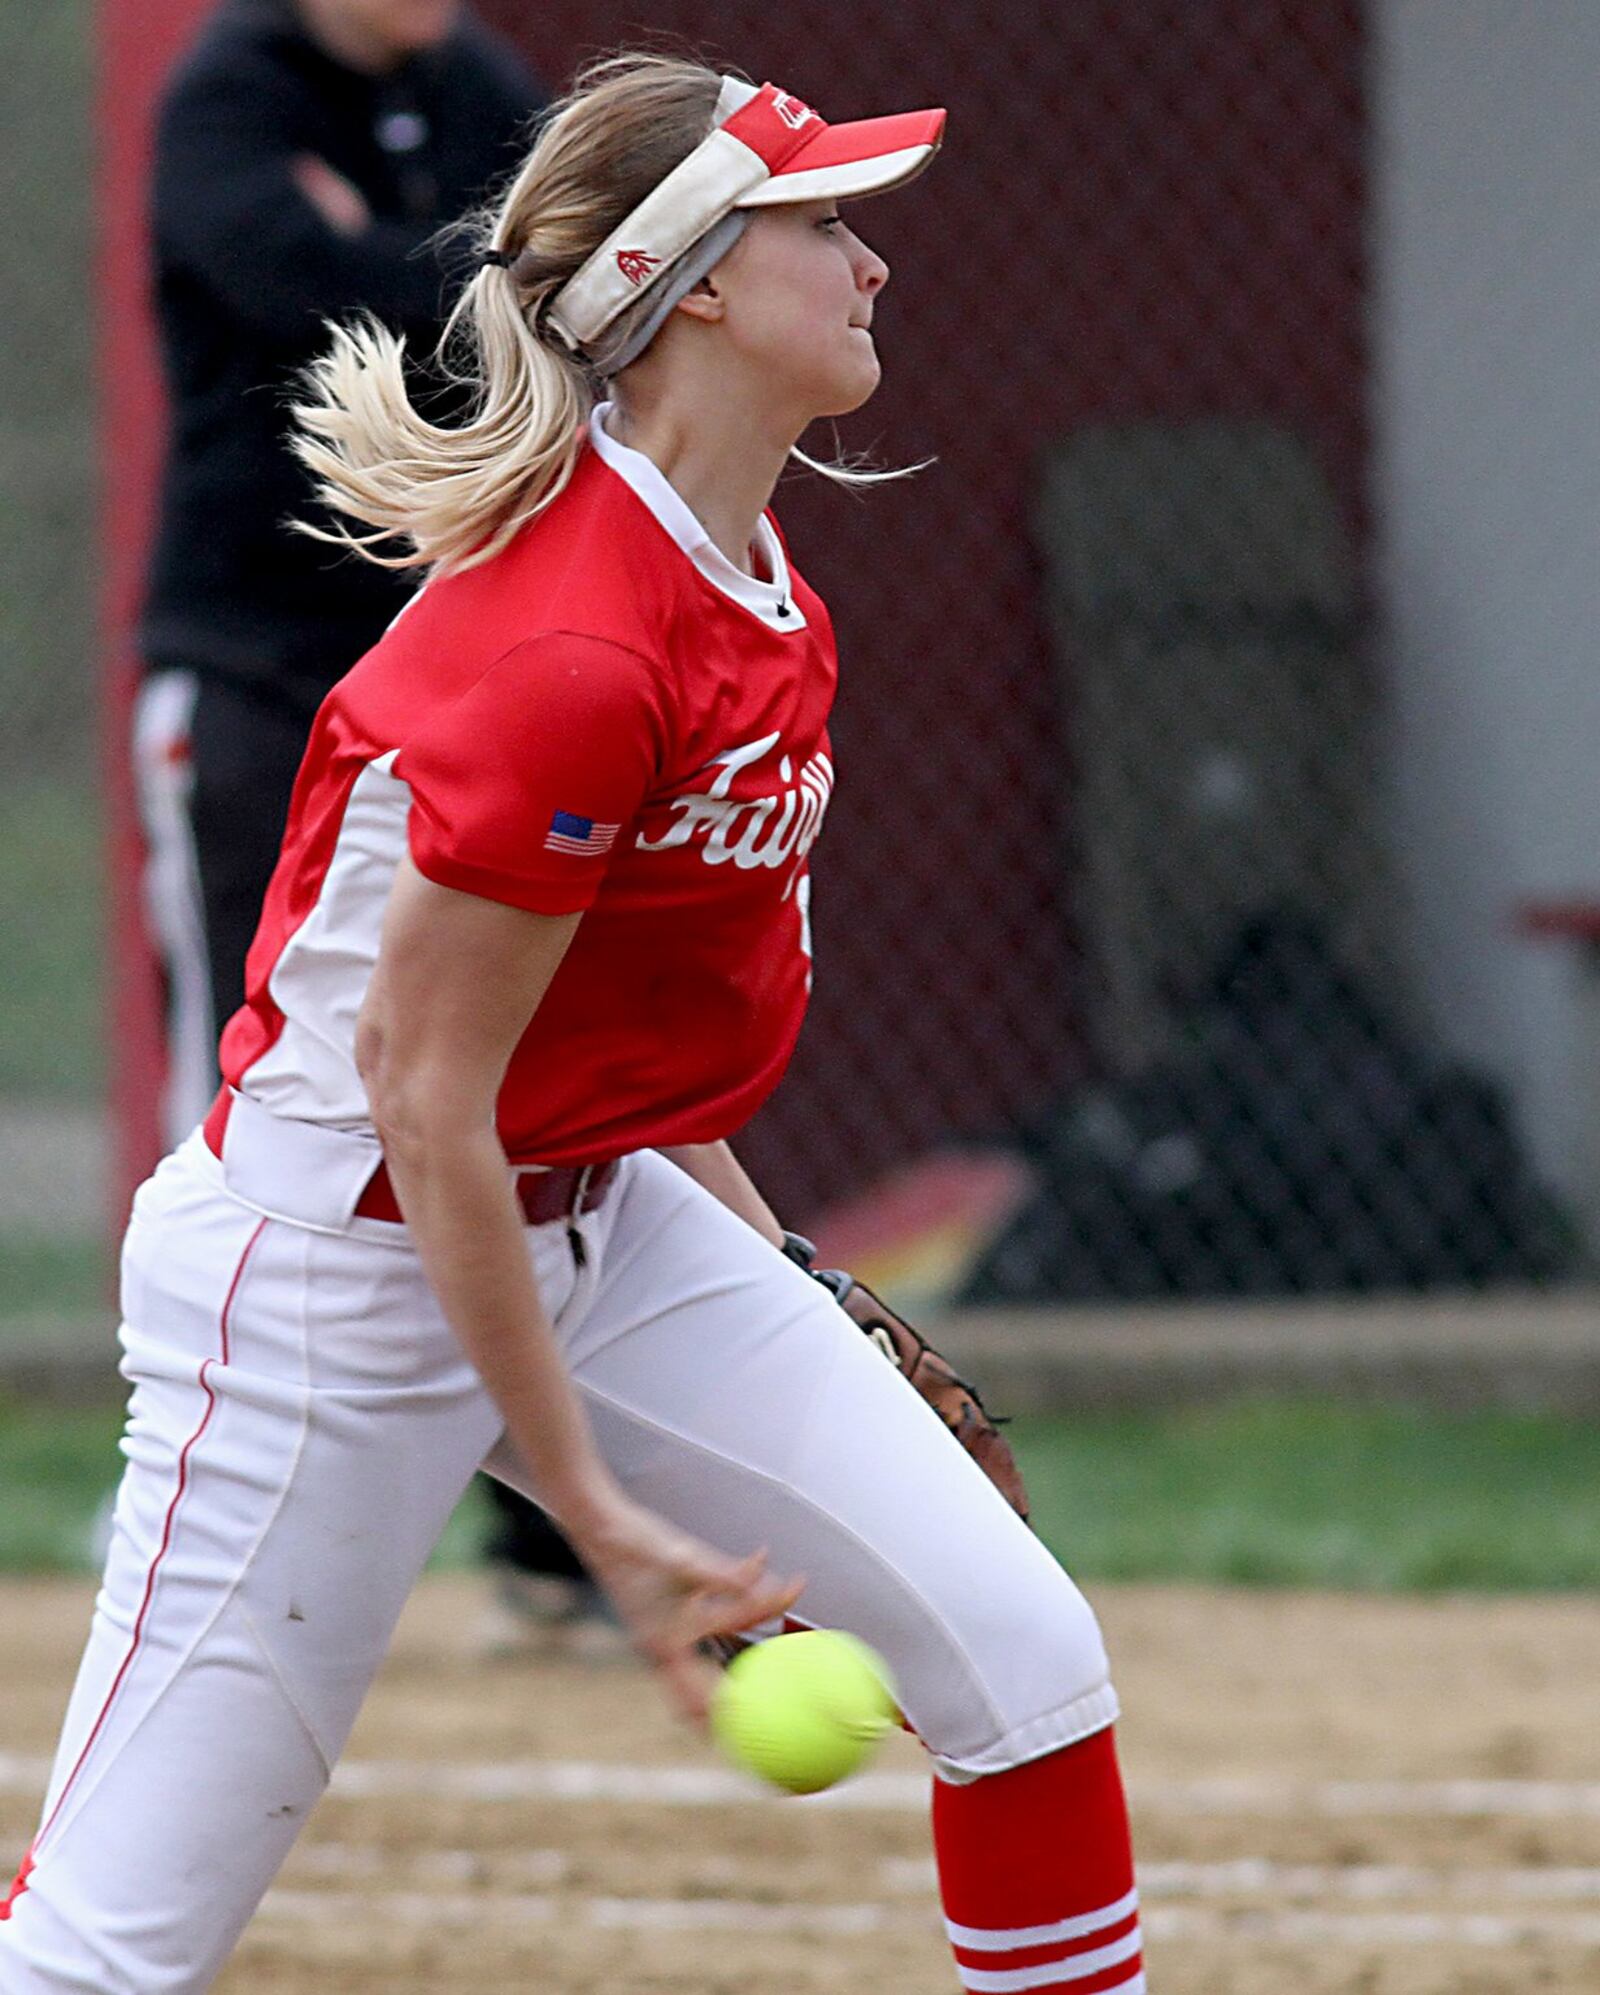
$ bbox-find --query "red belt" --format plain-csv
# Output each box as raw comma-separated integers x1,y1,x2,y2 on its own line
202,1091,618,1227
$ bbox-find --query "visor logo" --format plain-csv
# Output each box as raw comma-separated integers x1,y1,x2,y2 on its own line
770,91,818,132
615,248,660,286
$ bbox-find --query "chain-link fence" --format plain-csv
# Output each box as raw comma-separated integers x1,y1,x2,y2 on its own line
487,0,1584,1295
0,0,99,1106
0,0,93,788
4,1,1590,1302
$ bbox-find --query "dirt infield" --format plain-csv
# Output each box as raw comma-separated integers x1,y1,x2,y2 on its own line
4,1577,1599,1992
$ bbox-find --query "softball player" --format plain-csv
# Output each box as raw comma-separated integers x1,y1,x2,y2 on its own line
1,54,1145,1993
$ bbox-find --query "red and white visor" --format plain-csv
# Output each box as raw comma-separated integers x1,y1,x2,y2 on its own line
548,77,946,356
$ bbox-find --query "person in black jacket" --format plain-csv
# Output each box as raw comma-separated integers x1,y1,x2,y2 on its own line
135,0,614,1649
139,0,539,1136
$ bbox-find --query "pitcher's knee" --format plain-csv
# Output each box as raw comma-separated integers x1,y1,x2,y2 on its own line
914,1563,1119,1778
1042,1581,1113,1707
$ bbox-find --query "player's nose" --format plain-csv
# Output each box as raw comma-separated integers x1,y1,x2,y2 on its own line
851,236,889,298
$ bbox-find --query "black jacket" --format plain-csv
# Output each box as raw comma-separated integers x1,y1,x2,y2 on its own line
140,0,543,717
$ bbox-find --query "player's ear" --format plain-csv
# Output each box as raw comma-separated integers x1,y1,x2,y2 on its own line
674,277,725,326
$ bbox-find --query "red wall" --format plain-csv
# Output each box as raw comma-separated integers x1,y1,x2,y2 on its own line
480,0,1368,1215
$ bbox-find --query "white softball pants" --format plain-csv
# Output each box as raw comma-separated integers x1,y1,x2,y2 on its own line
1,1132,1116,1992
130,670,215,1151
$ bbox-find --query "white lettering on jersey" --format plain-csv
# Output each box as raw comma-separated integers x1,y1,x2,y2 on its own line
636,733,833,889
795,872,814,992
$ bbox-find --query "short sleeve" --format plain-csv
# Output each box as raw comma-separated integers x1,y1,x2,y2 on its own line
398,633,669,914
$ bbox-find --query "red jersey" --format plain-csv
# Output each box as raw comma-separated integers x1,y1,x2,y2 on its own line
219,405,836,1163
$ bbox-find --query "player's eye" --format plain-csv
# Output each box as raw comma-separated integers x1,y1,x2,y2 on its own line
817,214,843,233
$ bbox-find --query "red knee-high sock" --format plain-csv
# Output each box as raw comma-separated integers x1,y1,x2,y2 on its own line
932,1727,1142,1993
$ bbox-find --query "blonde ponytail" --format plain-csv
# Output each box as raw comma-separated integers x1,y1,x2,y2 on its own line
291,286,590,573
291,55,726,574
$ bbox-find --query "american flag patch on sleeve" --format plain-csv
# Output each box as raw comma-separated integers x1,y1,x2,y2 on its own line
544,809,620,858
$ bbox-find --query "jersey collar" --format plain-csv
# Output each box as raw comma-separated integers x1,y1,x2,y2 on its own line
589,403,807,633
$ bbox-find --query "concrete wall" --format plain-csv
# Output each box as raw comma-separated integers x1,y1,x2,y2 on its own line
1371,0,1600,1212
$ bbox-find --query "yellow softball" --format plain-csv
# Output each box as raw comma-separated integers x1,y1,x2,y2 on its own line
711,1630,900,1795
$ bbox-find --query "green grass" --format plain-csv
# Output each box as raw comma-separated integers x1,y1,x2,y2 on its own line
1014,1400,1600,1591
0,1230,108,1322
0,1396,127,1571
2,1394,1598,1590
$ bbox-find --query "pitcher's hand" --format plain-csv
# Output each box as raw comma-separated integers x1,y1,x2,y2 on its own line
572,1493,803,1721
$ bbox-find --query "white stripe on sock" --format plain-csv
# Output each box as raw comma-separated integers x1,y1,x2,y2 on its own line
946,1885,1140,1951
957,1926,1143,1991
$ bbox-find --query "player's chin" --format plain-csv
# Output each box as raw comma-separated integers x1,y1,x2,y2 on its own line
814,342,882,418
402,0,462,43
